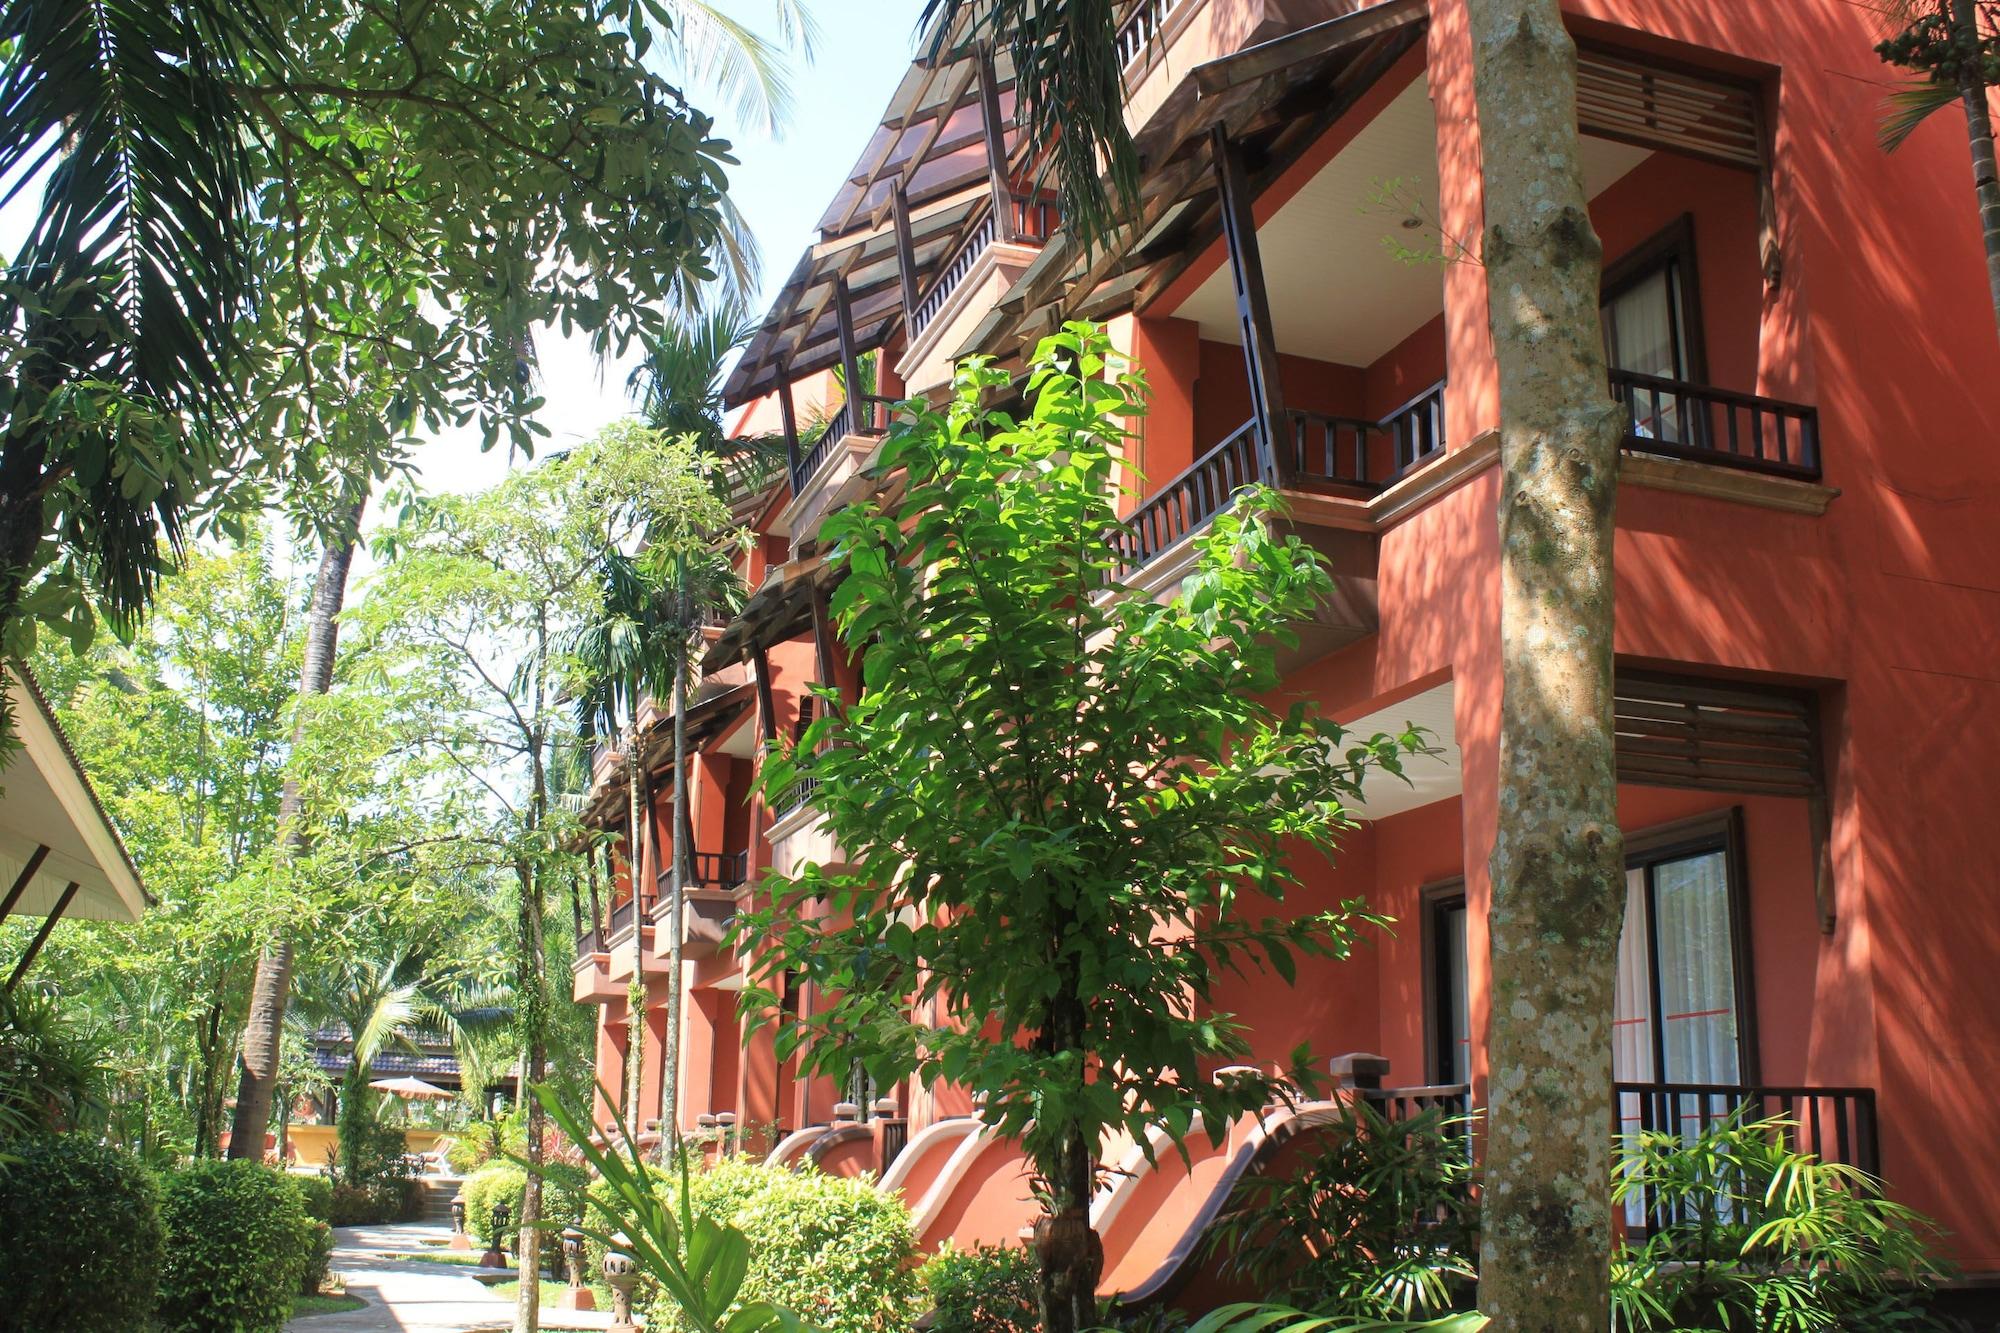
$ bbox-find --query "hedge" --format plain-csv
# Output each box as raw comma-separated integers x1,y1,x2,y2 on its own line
586,1156,920,1333
157,1159,314,1333
463,1161,528,1249
0,1133,164,1330
288,1172,334,1222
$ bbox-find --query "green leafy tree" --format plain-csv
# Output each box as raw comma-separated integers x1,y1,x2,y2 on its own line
740,326,1415,1333
0,0,742,688
357,420,738,1328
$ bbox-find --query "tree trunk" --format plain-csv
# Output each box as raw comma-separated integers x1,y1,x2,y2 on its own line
660,558,690,1147
1031,986,1100,1333
624,737,650,1134
515,857,550,1333
1466,3,1628,1329
1953,0,2000,337
228,498,367,1159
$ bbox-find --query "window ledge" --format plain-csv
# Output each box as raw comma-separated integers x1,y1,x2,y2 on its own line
1621,453,1838,515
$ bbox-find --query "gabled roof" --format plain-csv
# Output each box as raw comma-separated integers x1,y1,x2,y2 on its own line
1,664,148,924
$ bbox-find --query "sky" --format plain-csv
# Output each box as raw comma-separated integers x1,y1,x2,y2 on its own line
0,0,930,514
418,0,933,497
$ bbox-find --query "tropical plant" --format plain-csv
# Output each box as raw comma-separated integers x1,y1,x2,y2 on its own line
1207,1100,1478,1322
921,1243,1042,1333
738,324,1417,1333
0,1132,166,1331
1875,1,2000,339
1610,1113,1954,1332
535,1083,813,1333
0,987,107,1138
357,419,743,1323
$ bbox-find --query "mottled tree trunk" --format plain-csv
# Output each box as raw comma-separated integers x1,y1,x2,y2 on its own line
1951,0,2000,336
515,855,550,1333
1467,3,1627,1329
228,498,366,1159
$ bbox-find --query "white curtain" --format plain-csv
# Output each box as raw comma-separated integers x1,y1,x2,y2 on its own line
1604,269,1687,441
1652,850,1740,1085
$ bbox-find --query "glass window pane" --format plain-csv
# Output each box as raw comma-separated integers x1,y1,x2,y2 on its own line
1443,903,1469,1084
1603,266,1690,442
1652,850,1740,1085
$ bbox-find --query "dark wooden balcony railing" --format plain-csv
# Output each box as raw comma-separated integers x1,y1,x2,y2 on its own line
1608,369,1821,481
791,394,896,494
656,850,750,895
1615,1080,1878,1175
1287,380,1447,490
908,198,1061,343
1111,418,1263,573
1111,382,1448,577
605,888,654,942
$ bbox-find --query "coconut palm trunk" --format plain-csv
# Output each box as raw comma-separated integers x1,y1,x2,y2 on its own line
228,496,366,1159
1466,2,1628,1328
1950,0,2000,332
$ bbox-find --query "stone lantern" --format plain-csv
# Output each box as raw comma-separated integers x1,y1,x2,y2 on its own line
480,1200,510,1269
603,1235,640,1333
556,1223,596,1312
448,1190,471,1251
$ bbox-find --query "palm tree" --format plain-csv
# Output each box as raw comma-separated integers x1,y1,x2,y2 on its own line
293,952,506,1186
569,543,744,1143
1877,1,2000,340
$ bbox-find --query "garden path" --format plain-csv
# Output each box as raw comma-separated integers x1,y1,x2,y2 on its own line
287,1221,616,1332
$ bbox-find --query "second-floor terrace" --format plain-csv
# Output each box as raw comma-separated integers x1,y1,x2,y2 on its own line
968,3,1831,595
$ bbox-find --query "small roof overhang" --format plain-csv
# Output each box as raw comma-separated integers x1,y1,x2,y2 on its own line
1,664,148,924
721,27,1033,408
701,554,836,673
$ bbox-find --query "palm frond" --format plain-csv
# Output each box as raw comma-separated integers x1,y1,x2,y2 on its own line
1879,78,1961,150
919,0,1139,248
0,0,267,630
658,0,821,139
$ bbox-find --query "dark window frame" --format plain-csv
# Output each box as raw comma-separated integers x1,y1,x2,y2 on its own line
1621,807,1760,1085
1601,212,1709,387
1421,878,1469,1087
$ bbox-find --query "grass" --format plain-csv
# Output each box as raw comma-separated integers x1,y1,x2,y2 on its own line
292,1293,367,1318
385,1249,510,1268
491,1278,567,1308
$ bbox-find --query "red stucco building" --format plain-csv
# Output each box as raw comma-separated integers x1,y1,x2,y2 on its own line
570,0,2000,1301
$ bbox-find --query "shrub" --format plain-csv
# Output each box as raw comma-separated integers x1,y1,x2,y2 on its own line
464,1161,528,1248
585,1155,920,1333
920,1243,1040,1333
288,1172,334,1222
0,989,106,1136
445,1112,524,1175
0,1133,163,1329
158,1159,314,1332
299,1220,336,1296
1612,1113,1955,1331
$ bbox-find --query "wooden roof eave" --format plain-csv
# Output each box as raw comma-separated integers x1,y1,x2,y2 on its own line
957,0,1428,364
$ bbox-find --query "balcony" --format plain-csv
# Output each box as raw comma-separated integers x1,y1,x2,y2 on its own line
781,393,898,547
1608,370,1821,483
1110,381,1445,575
897,198,1060,399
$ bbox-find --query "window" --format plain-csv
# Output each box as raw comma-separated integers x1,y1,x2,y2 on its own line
1424,884,1470,1086
1614,840,1749,1087
1601,216,1706,443
1422,811,1755,1089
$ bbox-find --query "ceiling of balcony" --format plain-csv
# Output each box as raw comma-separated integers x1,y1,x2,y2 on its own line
1169,80,1655,369
1341,679,1460,821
